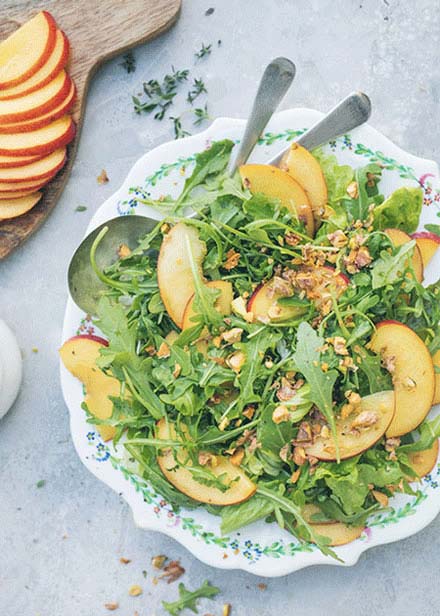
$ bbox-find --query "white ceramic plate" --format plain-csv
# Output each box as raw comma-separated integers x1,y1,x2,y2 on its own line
61,109,440,577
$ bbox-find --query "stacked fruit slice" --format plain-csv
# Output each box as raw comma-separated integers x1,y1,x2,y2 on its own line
0,11,76,220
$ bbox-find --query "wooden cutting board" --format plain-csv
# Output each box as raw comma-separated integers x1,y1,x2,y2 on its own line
0,0,181,260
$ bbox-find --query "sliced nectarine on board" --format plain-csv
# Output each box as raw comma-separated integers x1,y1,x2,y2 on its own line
157,223,207,328
239,164,315,236
0,189,38,200
0,70,71,124
384,228,423,283
0,81,76,134
181,280,233,329
370,321,435,437
247,279,308,323
305,390,395,461
0,30,69,101
0,11,57,89
0,152,43,168
156,419,256,505
407,439,439,480
0,192,42,219
0,147,66,182
0,178,50,192
411,232,440,269
432,349,440,405
279,143,328,221
0,115,75,156
309,522,364,546
59,334,119,441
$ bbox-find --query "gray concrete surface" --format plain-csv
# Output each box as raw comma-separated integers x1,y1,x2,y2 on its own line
1,1,440,614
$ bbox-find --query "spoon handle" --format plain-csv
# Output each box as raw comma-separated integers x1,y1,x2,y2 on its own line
267,92,372,165
228,57,295,175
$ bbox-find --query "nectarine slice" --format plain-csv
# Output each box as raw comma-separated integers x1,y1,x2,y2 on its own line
309,522,364,546
411,232,440,269
239,164,315,236
0,189,37,200
247,279,307,323
156,419,256,505
0,12,57,89
0,81,76,134
384,228,424,283
0,147,66,183
157,223,207,328
280,143,328,222
370,321,435,437
0,192,42,219
305,390,395,461
59,335,119,441
0,178,50,192
0,115,75,157
0,70,71,124
407,439,439,480
0,152,43,168
432,349,440,405
0,30,69,100
181,280,233,330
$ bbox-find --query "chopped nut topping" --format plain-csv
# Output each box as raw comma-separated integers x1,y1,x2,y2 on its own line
226,351,246,373
97,169,109,184
264,358,274,369
340,403,354,419
117,243,131,259
347,391,361,406
157,341,171,358
151,554,167,569
276,377,298,402
346,181,359,199
279,443,290,462
385,437,401,452
351,410,378,429
268,276,293,297
104,602,119,611
243,405,255,420
327,229,348,248
285,231,300,246
292,446,307,466
329,336,349,356
372,490,389,507
230,448,245,466
128,585,142,596
222,327,243,344
272,405,290,424
295,422,312,442
159,560,185,583
223,248,241,270
198,451,218,467
290,469,301,484
172,363,181,378
219,417,230,431
354,245,372,268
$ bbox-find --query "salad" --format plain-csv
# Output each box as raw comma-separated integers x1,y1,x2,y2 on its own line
61,138,440,559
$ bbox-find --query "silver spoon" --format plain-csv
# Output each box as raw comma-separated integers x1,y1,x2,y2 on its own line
68,90,371,314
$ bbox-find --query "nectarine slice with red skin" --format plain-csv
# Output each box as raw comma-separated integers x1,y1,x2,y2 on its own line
370,321,435,437
59,334,118,442
411,232,440,269
157,223,207,328
0,115,75,157
280,143,328,222
0,70,72,124
156,419,256,505
305,390,395,461
0,152,44,169
309,522,364,546
0,192,42,219
407,439,439,480
0,188,41,200
239,164,315,237
0,12,57,90
247,279,307,323
0,30,69,101
0,147,66,183
0,81,76,134
0,178,49,192
384,228,424,283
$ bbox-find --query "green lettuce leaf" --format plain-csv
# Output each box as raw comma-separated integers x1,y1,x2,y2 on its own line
373,187,423,233
371,241,416,289
312,148,353,202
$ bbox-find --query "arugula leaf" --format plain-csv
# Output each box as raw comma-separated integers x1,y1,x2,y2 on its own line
292,323,339,459
347,163,383,222
162,580,220,616
220,494,275,533
371,241,416,289
398,416,440,454
354,345,392,394
373,187,423,233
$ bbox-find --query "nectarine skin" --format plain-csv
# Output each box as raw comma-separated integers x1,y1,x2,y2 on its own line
0,148,66,183
0,116,75,157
